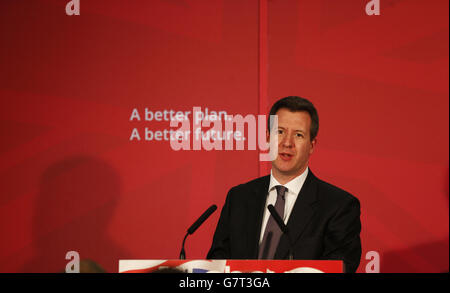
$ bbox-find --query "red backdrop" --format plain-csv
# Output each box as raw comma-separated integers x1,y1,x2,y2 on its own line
0,0,448,273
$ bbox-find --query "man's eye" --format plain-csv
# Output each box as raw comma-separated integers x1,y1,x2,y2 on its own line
296,133,303,138
277,130,283,134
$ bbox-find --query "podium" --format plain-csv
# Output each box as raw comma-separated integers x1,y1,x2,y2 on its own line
119,259,343,273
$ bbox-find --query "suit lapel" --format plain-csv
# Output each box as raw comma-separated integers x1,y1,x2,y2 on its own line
246,175,270,258
274,170,319,259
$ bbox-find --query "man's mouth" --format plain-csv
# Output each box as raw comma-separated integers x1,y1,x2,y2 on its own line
279,152,294,161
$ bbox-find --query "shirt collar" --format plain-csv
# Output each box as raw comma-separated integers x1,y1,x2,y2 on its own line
269,167,309,195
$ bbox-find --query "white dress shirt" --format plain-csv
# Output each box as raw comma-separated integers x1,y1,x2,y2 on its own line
259,167,309,244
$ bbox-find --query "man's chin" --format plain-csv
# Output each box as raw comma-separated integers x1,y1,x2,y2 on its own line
272,165,296,176
272,163,306,178
272,160,294,171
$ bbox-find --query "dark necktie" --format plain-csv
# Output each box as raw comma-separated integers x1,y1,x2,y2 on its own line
258,185,287,259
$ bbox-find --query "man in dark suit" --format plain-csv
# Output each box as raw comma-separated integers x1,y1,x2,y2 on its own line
207,96,361,273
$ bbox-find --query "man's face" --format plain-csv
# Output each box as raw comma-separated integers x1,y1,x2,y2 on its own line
268,108,317,180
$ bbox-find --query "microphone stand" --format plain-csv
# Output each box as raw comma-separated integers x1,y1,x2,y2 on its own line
179,204,217,260
180,233,188,260
267,204,295,260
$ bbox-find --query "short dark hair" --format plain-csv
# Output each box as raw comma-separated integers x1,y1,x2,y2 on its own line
268,96,319,141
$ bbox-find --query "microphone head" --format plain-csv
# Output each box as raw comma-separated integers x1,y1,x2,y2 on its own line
267,204,288,234
187,204,217,235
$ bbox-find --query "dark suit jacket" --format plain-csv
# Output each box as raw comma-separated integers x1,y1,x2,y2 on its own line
207,170,362,273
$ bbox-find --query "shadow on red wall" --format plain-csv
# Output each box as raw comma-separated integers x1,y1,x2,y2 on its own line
382,171,449,273
20,156,130,272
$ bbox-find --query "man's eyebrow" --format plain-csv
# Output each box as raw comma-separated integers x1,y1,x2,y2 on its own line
277,127,306,133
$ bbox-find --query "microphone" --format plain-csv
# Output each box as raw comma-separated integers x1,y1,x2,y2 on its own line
180,204,217,259
267,204,294,260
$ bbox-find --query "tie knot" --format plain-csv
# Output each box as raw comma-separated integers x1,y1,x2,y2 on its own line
275,185,287,200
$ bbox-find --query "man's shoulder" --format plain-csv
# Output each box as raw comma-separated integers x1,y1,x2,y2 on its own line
313,175,359,205
231,175,270,190
226,175,270,199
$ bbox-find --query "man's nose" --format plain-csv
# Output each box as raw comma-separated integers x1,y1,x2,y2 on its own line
281,133,294,148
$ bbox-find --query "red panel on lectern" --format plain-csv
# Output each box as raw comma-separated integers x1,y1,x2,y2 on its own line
118,259,343,273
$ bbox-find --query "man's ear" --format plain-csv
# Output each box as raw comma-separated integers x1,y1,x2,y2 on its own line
266,129,270,143
310,138,317,155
